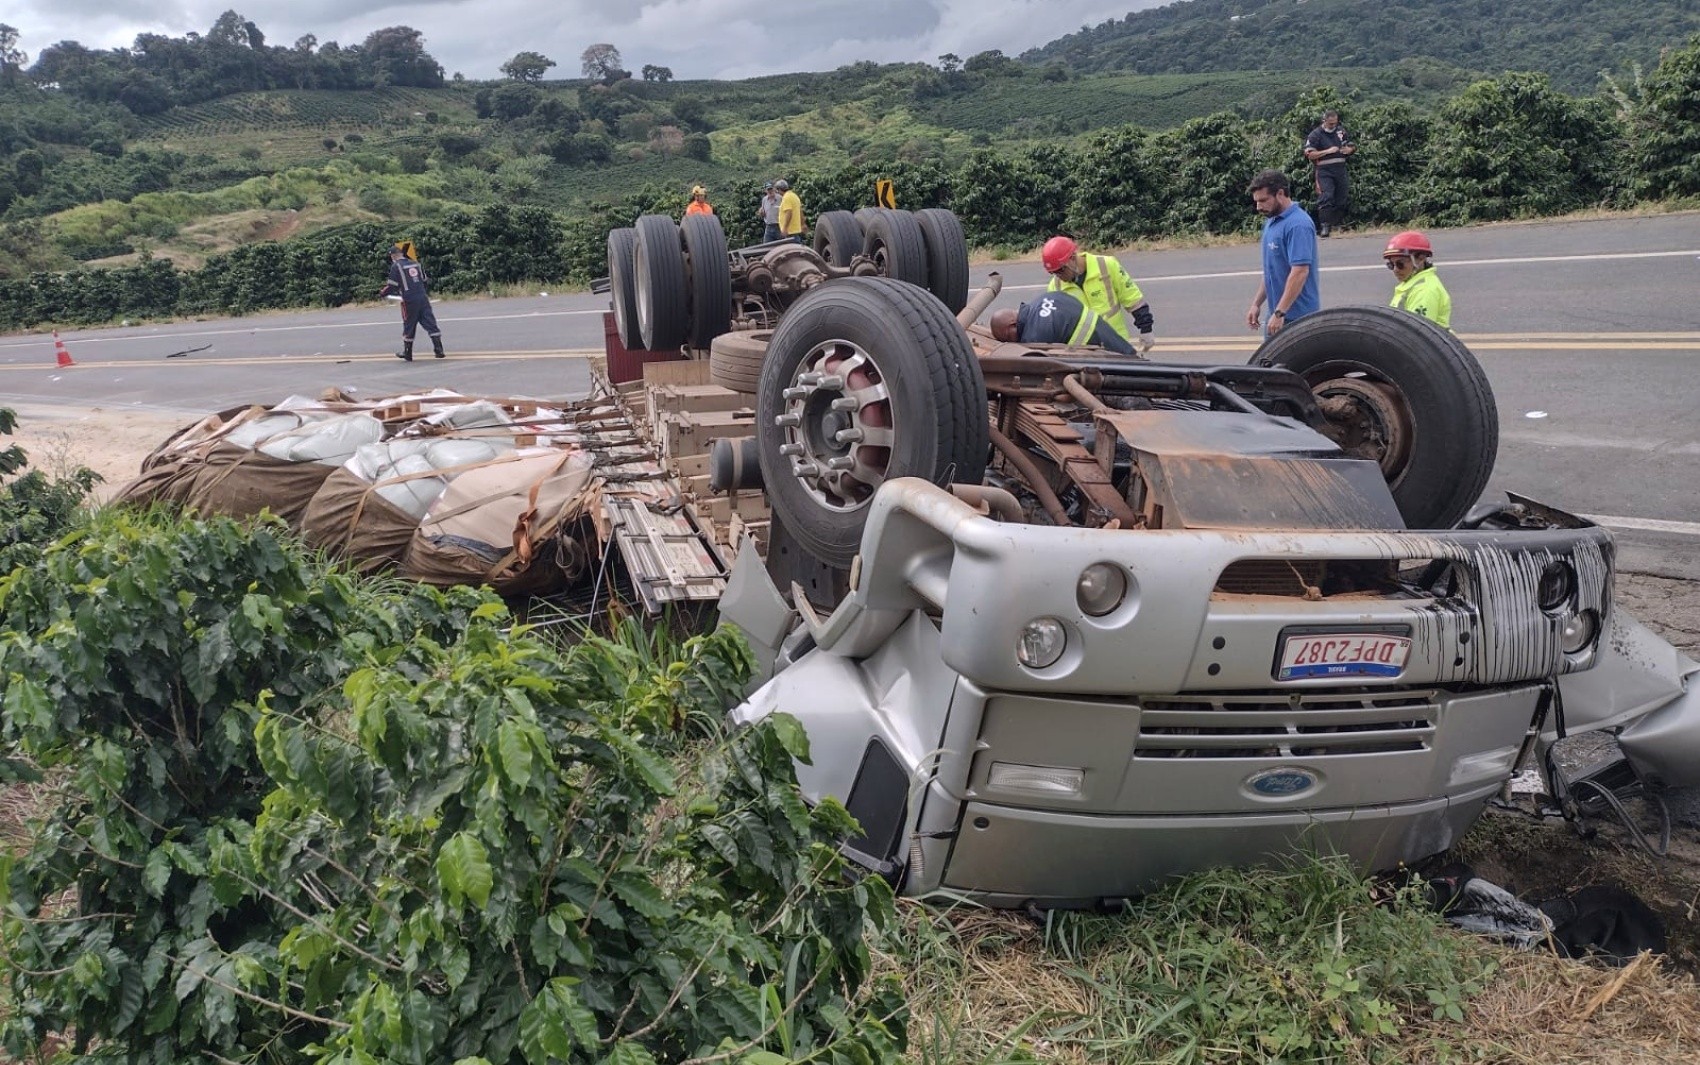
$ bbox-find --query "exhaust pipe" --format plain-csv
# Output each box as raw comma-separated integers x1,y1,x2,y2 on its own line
956,271,1003,328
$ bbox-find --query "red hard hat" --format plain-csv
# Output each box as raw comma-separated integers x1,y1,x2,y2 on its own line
1041,235,1078,272
1383,230,1433,257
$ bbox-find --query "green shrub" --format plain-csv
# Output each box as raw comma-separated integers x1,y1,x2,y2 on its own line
0,511,905,1063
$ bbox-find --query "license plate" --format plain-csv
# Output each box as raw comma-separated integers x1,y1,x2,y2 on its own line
1276,632,1411,680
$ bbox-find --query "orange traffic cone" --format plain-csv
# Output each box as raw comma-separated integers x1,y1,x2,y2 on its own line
52,330,75,368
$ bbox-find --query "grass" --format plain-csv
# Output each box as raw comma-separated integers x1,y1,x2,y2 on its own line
872,849,1700,1063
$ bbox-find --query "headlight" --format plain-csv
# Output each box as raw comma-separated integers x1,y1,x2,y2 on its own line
1016,617,1067,669
988,762,1085,797
1076,563,1128,617
1560,609,1599,654
1537,561,1575,613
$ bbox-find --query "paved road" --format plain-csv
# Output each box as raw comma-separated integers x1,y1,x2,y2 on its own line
3,212,1696,572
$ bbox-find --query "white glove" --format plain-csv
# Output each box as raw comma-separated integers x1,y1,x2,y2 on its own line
1136,333,1155,354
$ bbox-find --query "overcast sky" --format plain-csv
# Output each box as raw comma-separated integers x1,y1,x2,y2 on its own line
4,0,1164,81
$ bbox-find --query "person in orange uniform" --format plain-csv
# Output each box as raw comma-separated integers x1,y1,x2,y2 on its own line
685,185,714,216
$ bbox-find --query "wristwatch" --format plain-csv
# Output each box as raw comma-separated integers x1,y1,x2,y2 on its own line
1271,309,1286,319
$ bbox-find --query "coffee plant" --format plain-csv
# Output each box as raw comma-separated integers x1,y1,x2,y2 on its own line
0,406,101,573
0,510,904,1063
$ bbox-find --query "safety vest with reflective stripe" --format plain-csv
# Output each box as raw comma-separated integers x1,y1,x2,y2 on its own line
1390,268,1452,330
1046,253,1145,339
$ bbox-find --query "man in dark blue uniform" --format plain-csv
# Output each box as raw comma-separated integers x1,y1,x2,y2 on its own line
1303,110,1356,237
989,292,1135,355
378,242,445,361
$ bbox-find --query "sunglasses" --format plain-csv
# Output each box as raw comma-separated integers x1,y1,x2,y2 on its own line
1384,257,1413,270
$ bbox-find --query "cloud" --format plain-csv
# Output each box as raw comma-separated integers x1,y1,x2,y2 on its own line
7,0,1155,79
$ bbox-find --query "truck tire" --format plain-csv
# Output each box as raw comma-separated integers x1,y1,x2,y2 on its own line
607,227,642,350
1252,306,1499,530
812,210,865,267
757,277,989,568
680,213,732,350
914,207,969,313
861,209,929,287
708,331,771,395
634,214,688,351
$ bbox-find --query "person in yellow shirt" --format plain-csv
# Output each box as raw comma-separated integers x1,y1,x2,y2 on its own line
1041,235,1155,353
775,179,804,243
1383,230,1451,330
685,185,714,216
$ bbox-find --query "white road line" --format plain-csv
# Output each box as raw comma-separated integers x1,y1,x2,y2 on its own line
0,307,606,351
994,248,1700,291
1586,515,1700,537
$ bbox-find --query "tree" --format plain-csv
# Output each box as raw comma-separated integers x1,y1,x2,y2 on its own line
491,82,540,120
937,52,962,73
649,124,684,157
641,63,673,82
360,25,445,88
207,10,254,47
1636,34,1700,199
670,96,712,132
501,50,555,81
0,24,27,85
965,48,1020,76
293,33,316,53
581,42,624,82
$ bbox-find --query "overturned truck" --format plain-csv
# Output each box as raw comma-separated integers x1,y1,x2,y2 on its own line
121,210,1700,910
604,210,1700,908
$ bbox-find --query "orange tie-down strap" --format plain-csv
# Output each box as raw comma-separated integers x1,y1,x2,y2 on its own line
340,449,594,577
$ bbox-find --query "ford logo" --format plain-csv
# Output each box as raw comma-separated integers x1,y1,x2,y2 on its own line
1245,767,1319,798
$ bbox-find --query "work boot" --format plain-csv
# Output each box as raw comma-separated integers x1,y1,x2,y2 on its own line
432,336,445,359
396,341,413,362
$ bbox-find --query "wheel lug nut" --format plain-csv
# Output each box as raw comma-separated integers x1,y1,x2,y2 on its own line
833,428,864,444
825,457,854,471
830,397,858,411
793,460,820,476
782,386,812,401
773,413,801,428
780,443,804,457
798,371,823,386
818,374,845,390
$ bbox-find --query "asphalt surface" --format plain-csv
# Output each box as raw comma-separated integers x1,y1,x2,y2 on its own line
3,212,1697,573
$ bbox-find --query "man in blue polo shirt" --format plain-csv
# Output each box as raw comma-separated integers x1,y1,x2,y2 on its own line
1244,169,1319,337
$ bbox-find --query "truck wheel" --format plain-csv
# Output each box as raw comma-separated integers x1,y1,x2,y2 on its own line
708,331,771,395
861,209,929,287
634,214,688,351
765,514,851,612
607,227,642,350
757,277,989,568
680,213,732,350
1252,306,1498,529
914,208,969,313
813,210,865,267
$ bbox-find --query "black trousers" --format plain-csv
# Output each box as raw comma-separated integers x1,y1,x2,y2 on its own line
401,300,440,341
1315,165,1350,226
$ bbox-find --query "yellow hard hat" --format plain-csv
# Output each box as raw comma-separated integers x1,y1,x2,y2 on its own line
691,185,706,197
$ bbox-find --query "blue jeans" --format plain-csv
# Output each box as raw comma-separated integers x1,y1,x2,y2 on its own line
763,224,781,243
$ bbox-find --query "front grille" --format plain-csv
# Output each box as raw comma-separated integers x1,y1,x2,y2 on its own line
1135,690,1437,759
1215,559,1325,596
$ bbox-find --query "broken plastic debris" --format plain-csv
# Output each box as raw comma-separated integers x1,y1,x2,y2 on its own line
1525,411,1549,419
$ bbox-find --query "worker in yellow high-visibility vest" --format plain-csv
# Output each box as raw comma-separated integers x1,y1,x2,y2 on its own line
1383,230,1452,330
1041,235,1155,353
